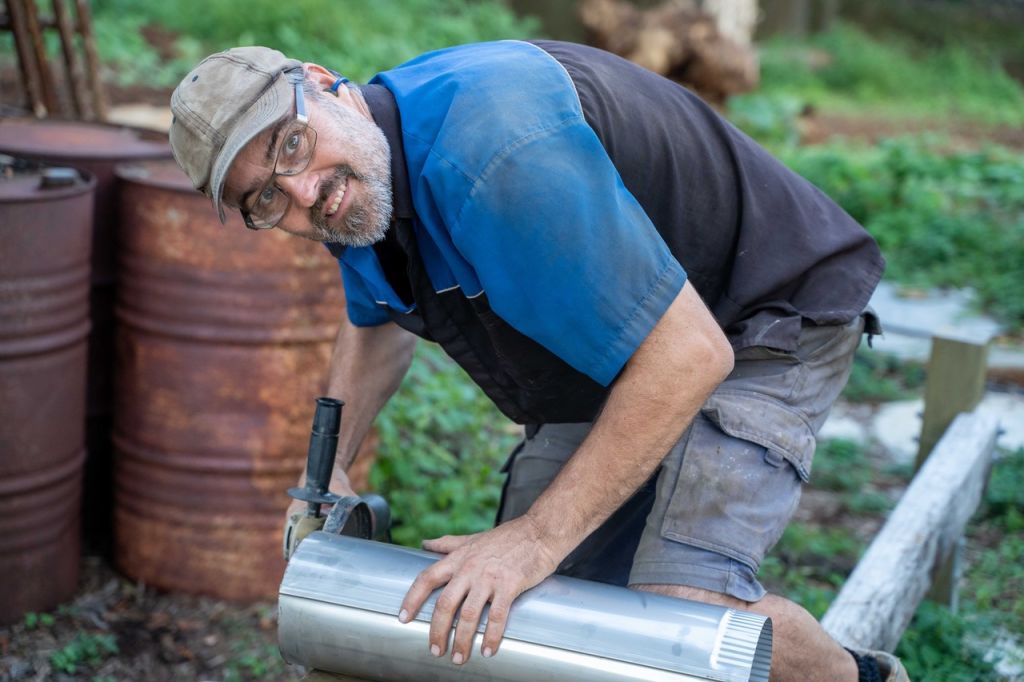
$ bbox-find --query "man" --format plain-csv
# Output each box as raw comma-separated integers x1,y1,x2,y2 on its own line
169,40,904,681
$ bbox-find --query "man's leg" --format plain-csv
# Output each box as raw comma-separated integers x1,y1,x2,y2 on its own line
626,316,872,682
637,584,857,681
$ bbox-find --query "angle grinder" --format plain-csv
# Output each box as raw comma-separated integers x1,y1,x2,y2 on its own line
283,397,390,560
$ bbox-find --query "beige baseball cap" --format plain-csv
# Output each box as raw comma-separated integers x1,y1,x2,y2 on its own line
169,46,303,221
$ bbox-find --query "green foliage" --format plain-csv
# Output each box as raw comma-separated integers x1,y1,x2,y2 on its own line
760,523,862,619
812,438,871,492
217,612,287,682
223,643,286,682
23,611,55,630
844,490,893,516
370,343,518,547
842,350,925,404
91,15,205,88
90,0,538,88
726,93,804,147
782,138,1024,329
896,602,1001,682
49,633,119,675
754,22,1024,126
981,447,1024,526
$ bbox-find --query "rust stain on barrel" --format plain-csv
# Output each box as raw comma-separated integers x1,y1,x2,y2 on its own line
113,159,365,600
0,165,95,624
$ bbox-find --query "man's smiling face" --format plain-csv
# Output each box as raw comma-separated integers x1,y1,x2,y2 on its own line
223,80,393,246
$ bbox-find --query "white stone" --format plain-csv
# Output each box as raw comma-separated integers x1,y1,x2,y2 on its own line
870,282,1002,345
871,393,1024,465
872,399,923,465
865,282,1024,373
819,410,869,445
982,393,1024,452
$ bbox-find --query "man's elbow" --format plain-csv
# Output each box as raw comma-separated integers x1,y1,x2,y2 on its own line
695,329,734,390
711,333,734,383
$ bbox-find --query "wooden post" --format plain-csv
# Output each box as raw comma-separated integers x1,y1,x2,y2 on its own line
75,0,106,121
52,0,86,118
6,0,48,116
821,411,1000,651
915,333,990,609
21,0,60,115
916,335,991,467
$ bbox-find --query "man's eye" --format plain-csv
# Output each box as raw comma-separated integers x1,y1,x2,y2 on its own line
283,132,302,155
258,186,277,206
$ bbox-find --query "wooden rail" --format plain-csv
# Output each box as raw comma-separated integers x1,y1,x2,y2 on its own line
820,410,1000,651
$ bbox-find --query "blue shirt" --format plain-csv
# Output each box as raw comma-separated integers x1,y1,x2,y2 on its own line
338,40,686,387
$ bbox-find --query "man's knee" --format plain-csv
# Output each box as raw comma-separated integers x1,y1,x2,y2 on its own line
631,584,810,629
631,582,754,610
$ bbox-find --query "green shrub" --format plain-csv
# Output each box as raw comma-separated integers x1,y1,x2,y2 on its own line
981,447,1024,525
727,93,804,147
23,611,55,630
49,633,119,675
370,343,518,547
782,138,1024,330
842,350,925,404
754,22,1024,126
812,438,871,492
896,603,1000,682
91,0,538,87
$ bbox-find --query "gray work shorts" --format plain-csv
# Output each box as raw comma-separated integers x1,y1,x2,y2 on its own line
496,314,869,602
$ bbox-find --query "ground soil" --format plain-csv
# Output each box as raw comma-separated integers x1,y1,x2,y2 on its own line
0,556,299,682
800,110,1024,150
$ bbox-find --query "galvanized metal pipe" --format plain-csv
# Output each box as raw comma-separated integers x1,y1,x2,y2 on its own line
279,533,772,681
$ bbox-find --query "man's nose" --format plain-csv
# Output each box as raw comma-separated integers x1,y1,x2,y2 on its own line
276,172,319,208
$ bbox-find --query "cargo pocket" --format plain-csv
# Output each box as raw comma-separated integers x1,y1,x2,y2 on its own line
659,391,816,572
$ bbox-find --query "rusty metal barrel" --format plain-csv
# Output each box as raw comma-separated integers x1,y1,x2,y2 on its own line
0,159,96,624
0,119,172,554
112,159,347,600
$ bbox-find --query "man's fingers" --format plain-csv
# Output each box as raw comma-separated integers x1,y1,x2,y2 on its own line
428,578,468,657
422,534,473,554
481,592,515,658
451,587,491,665
399,561,452,624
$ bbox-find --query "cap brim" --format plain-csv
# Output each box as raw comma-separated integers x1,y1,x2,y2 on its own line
208,73,296,223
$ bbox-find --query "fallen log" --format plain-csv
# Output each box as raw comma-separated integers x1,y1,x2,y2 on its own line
579,0,759,105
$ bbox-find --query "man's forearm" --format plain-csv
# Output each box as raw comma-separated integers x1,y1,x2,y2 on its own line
326,316,416,472
525,283,734,559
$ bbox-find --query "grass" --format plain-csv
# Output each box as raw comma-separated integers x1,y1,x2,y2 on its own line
751,22,1024,128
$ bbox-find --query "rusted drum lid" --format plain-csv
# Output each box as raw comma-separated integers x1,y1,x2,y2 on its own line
0,158,96,203
0,118,170,161
115,158,200,193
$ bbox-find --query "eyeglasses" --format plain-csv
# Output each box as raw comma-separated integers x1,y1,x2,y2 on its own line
242,79,318,230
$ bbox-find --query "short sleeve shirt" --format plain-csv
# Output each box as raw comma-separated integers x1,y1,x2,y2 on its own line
338,41,686,387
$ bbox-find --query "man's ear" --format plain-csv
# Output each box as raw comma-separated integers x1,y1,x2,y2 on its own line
302,63,336,89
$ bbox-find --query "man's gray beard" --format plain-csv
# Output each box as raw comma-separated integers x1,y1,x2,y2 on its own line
311,173,392,246
307,91,393,247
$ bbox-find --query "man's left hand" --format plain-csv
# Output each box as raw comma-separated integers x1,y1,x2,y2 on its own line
398,516,562,665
